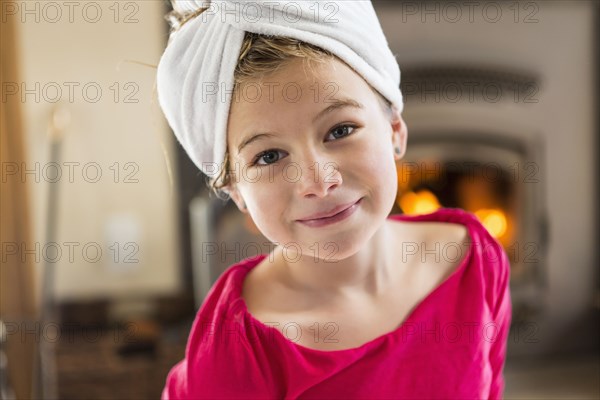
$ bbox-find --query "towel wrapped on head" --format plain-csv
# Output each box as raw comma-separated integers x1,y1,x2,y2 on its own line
156,0,404,180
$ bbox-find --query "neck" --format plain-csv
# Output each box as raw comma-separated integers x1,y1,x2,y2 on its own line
275,219,400,301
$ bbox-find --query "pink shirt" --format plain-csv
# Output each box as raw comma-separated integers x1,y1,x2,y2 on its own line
162,207,512,399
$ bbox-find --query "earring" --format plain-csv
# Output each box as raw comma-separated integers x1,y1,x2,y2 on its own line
394,147,401,155
242,202,247,210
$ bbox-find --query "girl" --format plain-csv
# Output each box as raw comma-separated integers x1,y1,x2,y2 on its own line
157,1,512,399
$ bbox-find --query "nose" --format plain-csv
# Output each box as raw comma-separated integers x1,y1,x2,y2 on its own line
293,153,342,198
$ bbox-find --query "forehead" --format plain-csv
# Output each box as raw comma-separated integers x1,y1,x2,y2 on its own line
227,57,374,131
237,58,372,105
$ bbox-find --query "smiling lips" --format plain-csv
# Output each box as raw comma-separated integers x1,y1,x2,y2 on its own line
296,197,363,227
297,199,360,221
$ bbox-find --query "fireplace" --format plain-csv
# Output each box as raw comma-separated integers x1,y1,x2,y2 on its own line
395,130,548,283
374,1,599,358
394,63,550,311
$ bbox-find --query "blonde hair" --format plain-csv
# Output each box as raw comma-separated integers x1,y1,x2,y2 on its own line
166,2,392,200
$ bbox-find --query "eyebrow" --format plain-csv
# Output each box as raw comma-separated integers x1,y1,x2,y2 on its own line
236,98,364,154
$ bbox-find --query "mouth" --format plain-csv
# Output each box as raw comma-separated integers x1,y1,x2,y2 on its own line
296,197,363,223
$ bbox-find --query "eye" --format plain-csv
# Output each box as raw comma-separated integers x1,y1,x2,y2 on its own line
251,124,359,167
326,124,358,141
252,149,286,167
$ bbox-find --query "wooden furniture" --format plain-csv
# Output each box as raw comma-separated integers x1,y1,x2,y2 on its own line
55,320,190,399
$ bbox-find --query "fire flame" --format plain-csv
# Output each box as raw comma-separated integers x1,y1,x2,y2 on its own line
398,190,441,215
474,209,507,238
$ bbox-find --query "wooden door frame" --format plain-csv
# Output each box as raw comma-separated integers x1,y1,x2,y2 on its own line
1,0,38,397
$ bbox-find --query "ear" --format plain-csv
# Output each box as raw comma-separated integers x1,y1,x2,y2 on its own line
225,184,249,214
390,106,408,161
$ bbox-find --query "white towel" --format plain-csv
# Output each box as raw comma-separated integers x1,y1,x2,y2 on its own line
156,0,403,179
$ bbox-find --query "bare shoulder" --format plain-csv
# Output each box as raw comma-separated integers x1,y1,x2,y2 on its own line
386,217,470,281
426,220,470,245
388,217,470,247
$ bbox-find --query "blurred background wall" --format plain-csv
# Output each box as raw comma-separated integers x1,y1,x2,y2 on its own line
2,0,186,398
11,0,181,303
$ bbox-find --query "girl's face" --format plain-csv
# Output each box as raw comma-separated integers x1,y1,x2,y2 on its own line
226,57,407,260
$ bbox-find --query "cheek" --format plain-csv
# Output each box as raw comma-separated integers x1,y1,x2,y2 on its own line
346,135,398,207
248,209,291,247
243,185,288,233
350,136,395,180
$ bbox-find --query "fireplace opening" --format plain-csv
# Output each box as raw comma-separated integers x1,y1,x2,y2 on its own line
393,132,548,288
